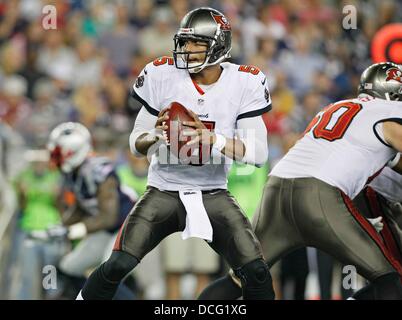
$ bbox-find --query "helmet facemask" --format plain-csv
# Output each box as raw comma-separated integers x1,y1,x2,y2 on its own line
173,27,231,73
387,90,402,101
173,35,211,73
49,145,64,170
49,142,91,173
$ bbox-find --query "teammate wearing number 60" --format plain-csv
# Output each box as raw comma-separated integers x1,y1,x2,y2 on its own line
200,62,402,300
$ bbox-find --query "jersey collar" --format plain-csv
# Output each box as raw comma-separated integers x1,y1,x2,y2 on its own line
187,65,227,97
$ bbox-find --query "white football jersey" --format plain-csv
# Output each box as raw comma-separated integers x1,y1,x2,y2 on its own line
369,166,402,203
271,97,402,199
131,57,271,191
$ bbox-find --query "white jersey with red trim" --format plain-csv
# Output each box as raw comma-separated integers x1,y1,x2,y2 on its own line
131,57,271,191
369,167,402,203
271,97,402,199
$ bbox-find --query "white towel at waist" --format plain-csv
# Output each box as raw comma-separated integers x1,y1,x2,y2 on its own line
178,190,213,242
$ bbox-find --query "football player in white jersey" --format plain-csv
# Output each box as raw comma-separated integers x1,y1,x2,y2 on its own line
77,7,275,300
199,62,402,300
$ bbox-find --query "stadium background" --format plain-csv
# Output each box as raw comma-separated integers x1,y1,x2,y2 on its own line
0,0,401,299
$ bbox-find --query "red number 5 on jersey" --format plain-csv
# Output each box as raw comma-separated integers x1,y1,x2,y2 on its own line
304,101,363,141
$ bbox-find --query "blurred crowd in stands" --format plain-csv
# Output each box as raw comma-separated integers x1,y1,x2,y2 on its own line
0,0,400,299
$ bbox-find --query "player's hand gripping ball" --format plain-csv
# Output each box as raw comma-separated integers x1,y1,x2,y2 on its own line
156,102,215,164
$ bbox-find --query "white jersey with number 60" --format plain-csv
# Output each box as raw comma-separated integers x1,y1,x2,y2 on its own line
271,97,402,199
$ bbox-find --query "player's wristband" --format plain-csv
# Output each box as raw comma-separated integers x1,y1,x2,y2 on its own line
212,134,227,152
68,222,87,240
145,129,159,141
387,153,401,168
142,129,166,146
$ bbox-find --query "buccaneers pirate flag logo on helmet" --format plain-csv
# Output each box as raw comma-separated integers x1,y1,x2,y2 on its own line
211,13,231,31
385,67,402,83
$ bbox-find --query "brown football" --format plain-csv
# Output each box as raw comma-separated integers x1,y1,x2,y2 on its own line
165,102,197,162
